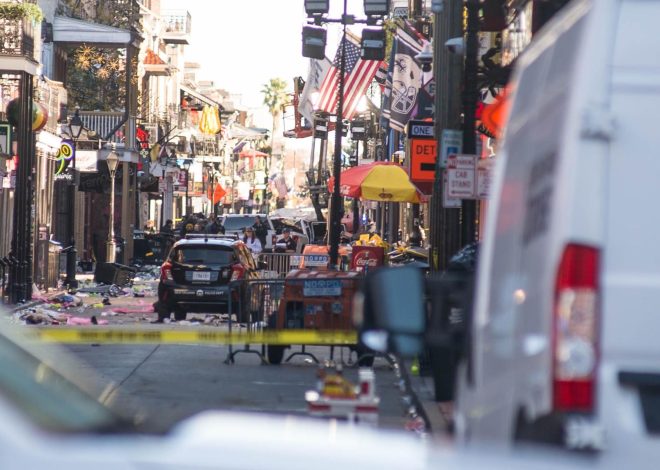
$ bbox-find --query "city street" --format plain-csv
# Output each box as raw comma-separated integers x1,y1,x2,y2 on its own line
31,278,418,433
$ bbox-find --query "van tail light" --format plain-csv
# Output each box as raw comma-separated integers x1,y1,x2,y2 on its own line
271,234,278,246
553,244,600,413
230,263,245,281
161,261,174,281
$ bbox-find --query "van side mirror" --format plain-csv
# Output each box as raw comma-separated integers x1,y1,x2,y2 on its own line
356,266,426,358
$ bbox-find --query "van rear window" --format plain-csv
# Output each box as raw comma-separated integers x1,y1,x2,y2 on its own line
171,245,235,265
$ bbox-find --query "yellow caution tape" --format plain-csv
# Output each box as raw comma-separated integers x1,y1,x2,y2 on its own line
25,328,358,346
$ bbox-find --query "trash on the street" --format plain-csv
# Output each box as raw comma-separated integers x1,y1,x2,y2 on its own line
305,366,380,426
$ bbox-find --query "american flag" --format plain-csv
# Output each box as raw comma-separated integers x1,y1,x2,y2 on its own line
316,34,383,121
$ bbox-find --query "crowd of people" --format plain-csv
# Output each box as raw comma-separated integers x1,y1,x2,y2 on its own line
144,213,297,256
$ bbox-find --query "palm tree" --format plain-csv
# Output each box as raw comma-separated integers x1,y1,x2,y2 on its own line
261,78,290,155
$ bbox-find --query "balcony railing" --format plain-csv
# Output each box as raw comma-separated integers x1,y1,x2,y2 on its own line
161,9,191,44
0,0,36,59
78,111,124,143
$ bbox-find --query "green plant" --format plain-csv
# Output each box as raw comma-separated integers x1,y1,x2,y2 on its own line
0,3,44,23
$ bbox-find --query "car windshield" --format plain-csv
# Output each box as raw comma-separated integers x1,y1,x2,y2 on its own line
271,218,300,234
0,328,135,433
172,245,235,264
222,216,259,231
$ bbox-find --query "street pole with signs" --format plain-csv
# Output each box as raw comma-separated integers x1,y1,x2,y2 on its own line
301,0,388,269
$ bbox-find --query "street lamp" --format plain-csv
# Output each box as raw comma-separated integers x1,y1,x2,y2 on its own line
63,107,84,289
106,144,119,263
182,159,192,215
68,107,84,145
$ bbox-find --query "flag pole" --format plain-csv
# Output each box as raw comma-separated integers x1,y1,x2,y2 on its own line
329,0,348,270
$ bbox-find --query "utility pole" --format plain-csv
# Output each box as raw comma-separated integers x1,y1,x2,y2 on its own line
429,0,463,272
461,0,480,245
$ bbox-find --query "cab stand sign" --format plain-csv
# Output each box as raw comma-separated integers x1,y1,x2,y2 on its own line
446,154,494,200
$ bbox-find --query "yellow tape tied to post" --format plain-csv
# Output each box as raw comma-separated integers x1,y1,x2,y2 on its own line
26,328,358,346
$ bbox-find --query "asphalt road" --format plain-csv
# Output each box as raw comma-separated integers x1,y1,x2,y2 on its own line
55,278,417,433
65,343,411,431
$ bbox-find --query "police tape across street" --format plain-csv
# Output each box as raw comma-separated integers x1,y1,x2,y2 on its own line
25,328,359,345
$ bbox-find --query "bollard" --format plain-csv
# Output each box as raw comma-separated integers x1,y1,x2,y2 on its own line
65,245,78,289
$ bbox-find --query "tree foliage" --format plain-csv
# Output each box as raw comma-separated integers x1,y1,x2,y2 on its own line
261,78,290,117
66,46,127,111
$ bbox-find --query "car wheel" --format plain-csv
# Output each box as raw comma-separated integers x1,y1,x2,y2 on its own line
173,307,187,321
267,345,285,365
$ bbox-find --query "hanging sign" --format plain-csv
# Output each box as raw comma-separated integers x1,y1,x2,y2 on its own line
54,139,75,176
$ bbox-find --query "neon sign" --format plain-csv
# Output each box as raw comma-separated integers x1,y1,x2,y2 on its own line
54,139,75,175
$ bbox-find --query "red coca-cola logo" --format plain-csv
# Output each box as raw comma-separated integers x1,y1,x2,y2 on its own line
355,256,377,267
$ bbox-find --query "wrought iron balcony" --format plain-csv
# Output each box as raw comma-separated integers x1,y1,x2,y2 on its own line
78,111,124,143
161,10,191,44
0,0,37,61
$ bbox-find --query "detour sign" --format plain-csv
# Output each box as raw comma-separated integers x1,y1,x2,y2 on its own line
409,138,437,183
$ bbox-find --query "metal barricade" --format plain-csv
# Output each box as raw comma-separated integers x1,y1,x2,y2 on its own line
257,253,302,278
225,278,285,364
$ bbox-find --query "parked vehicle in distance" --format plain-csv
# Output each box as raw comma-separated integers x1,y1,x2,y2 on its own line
220,214,277,251
270,217,309,254
156,235,260,321
308,221,347,245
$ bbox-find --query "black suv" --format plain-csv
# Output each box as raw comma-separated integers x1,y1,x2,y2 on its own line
156,235,260,321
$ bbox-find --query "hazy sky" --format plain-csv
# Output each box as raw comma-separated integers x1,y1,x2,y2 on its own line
162,0,366,124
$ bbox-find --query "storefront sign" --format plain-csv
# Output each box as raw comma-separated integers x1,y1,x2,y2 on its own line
54,139,74,175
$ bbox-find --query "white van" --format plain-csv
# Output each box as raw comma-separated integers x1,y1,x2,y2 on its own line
454,0,660,455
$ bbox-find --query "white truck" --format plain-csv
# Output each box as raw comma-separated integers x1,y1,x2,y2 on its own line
454,0,660,457
357,0,660,462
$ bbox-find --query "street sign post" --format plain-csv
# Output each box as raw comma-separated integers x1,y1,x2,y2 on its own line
440,129,462,168
447,154,477,198
442,170,462,208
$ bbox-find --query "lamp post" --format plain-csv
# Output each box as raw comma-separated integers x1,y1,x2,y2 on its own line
106,145,119,263
302,0,389,269
182,159,192,216
64,108,84,289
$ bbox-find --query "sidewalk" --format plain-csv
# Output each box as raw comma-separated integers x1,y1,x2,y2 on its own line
404,360,453,437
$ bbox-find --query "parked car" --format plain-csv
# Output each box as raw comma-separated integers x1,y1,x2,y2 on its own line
220,214,277,251
156,235,260,321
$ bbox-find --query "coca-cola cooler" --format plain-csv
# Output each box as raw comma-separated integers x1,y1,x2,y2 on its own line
350,246,384,273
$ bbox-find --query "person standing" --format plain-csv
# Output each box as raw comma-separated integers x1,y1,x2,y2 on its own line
160,219,174,235
253,215,268,249
242,227,262,254
205,215,224,235
275,228,297,253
